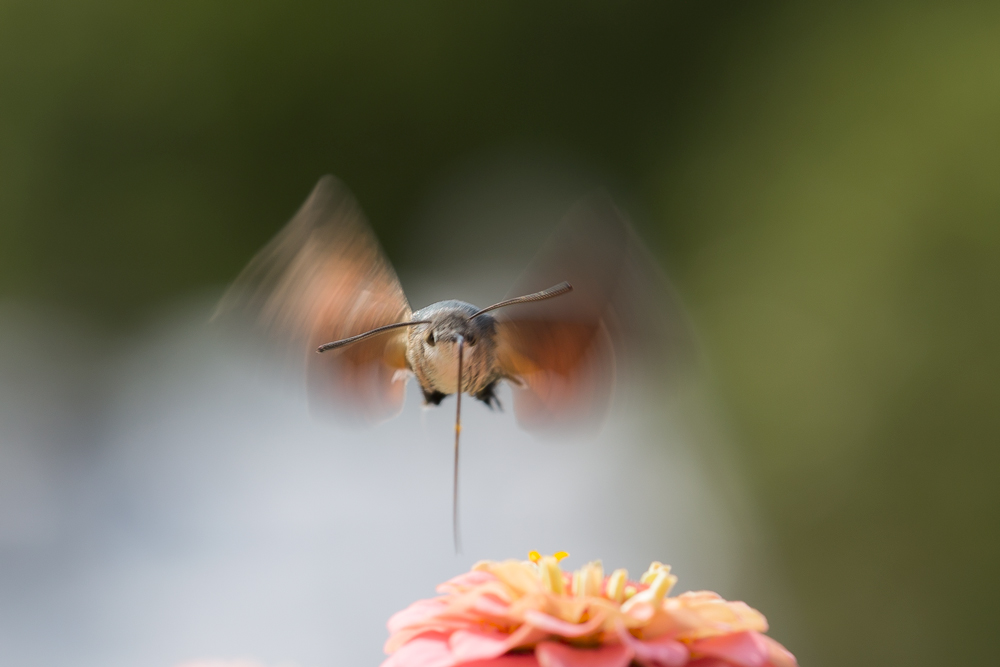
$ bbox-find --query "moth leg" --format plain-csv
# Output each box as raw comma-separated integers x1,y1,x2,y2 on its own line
422,388,447,406
475,382,503,411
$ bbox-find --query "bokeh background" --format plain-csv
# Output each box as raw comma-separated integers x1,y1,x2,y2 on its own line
1,2,998,666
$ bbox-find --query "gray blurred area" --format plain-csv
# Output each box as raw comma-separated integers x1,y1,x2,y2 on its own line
0,292,761,667
2,3,999,667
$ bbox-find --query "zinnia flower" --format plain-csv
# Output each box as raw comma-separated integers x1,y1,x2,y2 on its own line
383,552,797,667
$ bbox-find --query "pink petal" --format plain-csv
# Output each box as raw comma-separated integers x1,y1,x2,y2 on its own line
452,623,552,661
387,611,493,655
459,654,541,667
473,594,514,618
438,571,498,594
535,642,632,667
450,630,516,663
523,611,605,638
687,660,734,667
692,631,769,667
389,598,451,633
759,635,798,667
616,625,689,667
382,632,456,667
621,601,657,623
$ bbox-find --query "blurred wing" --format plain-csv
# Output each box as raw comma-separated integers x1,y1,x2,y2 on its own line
496,193,690,433
494,193,626,433
497,317,616,433
215,175,412,425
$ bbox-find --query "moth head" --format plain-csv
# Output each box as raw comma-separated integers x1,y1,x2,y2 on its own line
315,282,572,354
424,309,496,349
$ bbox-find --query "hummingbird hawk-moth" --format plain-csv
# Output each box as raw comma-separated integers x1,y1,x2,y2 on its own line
216,175,678,548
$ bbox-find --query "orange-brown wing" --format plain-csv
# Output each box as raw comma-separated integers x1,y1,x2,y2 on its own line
215,175,411,425
494,193,628,433
496,318,615,433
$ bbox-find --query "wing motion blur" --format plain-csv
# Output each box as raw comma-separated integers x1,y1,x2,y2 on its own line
214,176,412,425
495,193,686,433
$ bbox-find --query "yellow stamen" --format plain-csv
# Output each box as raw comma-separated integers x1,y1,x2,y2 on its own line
573,560,604,597
646,570,676,602
624,584,637,599
621,563,677,613
528,551,568,563
605,568,628,603
539,555,565,594
640,561,669,585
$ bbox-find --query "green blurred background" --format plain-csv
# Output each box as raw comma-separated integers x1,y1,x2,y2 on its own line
1,2,998,666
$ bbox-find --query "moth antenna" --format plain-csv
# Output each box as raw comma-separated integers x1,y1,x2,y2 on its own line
453,334,464,554
469,281,573,318
316,320,431,352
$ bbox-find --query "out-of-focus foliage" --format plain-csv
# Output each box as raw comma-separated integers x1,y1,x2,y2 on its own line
0,0,741,316
1,2,997,667
655,7,1000,667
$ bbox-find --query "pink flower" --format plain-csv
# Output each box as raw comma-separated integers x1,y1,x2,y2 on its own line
382,553,797,667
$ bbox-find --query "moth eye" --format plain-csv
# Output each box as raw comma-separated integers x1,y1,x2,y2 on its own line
466,335,476,345
426,333,436,346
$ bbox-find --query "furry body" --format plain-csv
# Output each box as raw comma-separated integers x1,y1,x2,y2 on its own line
405,300,504,409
